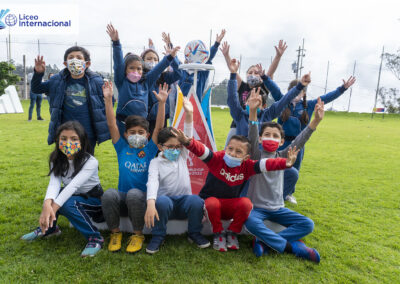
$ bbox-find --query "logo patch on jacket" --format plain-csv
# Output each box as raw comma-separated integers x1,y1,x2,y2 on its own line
138,150,146,158
219,168,244,182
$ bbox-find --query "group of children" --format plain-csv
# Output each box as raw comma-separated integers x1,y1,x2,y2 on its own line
21,24,357,263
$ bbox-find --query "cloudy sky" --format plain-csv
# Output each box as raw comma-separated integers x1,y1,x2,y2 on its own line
1,0,399,112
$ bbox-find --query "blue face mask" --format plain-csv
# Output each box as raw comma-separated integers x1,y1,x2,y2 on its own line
245,105,261,115
163,149,181,161
223,153,243,168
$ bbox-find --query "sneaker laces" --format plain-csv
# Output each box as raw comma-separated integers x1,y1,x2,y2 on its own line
111,234,119,246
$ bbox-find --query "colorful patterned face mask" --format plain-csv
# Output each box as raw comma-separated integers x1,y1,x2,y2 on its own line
59,141,81,158
67,58,86,76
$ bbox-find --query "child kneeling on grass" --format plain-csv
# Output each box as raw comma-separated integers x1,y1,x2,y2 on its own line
172,126,299,252
144,98,210,254
101,81,168,254
21,121,105,257
244,89,324,263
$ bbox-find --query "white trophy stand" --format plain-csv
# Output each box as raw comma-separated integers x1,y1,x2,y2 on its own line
89,63,285,235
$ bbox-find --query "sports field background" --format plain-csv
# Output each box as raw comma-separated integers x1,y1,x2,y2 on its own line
0,100,399,283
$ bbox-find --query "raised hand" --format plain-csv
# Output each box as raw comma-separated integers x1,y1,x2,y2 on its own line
274,40,288,57
247,87,262,110
300,72,311,86
153,83,169,103
165,46,180,57
162,32,172,47
343,76,356,89
34,55,46,73
171,128,191,145
102,81,113,101
286,146,300,168
106,23,119,41
220,41,230,57
228,58,240,73
216,29,226,43
255,63,265,76
314,97,325,122
182,97,193,114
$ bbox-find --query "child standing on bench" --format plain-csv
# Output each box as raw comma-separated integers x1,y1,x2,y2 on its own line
144,98,210,254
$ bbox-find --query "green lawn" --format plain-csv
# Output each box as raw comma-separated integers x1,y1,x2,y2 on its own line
0,100,399,283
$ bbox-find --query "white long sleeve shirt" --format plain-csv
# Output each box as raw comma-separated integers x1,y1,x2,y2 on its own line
44,156,100,207
146,122,193,200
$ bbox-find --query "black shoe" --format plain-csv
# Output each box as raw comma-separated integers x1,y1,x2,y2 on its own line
37,117,44,121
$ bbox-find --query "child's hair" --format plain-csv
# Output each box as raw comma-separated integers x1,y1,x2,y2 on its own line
280,79,309,125
49,121,90,178
123,53,144,74
63,46,91,62
141,49,159,62
227,135,251,154
157,127,175,145
260,122,285,138
125,115,149,133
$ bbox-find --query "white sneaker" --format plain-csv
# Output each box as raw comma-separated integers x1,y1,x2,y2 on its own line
285,195,297,205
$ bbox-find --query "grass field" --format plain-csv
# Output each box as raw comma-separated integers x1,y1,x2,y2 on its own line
0,100,399,283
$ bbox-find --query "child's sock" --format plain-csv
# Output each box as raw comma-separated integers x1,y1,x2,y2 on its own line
290,240,320,263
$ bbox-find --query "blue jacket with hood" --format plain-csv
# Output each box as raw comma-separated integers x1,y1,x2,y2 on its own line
112,40,173,134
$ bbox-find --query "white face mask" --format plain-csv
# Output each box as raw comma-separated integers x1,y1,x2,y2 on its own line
127,134,148,148
144,61,157,70
67,58,86,76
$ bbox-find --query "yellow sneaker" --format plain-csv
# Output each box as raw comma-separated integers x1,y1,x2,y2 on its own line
108,232,122,252
126,234,145,253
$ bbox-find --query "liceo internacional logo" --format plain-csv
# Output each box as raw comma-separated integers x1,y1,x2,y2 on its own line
0,9,10,29
0,4,78,35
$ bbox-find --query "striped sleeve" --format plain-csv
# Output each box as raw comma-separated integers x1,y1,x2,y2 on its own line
255,158,287,173
186,138,213,163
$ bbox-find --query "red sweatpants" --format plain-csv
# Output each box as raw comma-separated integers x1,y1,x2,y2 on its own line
204,197,253,233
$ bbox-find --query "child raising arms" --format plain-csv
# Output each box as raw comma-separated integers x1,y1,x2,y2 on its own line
172,121,299,252
101,81,168,254
106,24,180,136
21,121,105,257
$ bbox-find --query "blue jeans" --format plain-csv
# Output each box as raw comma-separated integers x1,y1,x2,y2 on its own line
47,195,102,240
28,92,43,120
152,195,204,237
283,167,299,198
245,207,314,253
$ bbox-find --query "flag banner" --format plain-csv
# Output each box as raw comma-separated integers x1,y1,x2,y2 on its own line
173,85,217,195
201,87,214,139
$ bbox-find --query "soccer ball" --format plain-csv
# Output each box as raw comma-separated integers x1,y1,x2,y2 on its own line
184,40,209,64
5,14,17,27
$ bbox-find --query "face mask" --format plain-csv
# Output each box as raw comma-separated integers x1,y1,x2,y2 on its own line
144,61,157,70
245,105,261,115
163,149,181,161
262,138,281,152
59,141,81,158
127,134,148,148
67,58,86,76
223,153,243,168
126,72,141,83
247,75,262,88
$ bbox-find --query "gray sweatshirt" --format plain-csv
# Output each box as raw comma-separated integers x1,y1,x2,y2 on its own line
247,123,314,211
